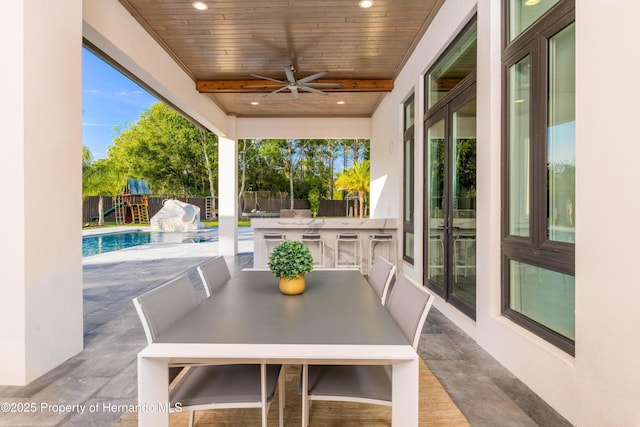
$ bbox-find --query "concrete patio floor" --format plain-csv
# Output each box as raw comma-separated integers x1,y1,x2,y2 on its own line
0,227,572,426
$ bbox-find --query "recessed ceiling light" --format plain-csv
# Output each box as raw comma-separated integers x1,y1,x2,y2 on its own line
192,1,208,11
359,0,374,9
337,101,345,105
524,0,540,5
250,101,259,106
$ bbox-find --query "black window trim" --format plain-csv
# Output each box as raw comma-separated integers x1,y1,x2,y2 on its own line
403,93,416,265
425,17,478,118
422,14,478,319
501,0,576,356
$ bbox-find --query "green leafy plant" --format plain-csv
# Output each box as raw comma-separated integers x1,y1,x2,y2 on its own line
268,240,314,279
308,188,320,217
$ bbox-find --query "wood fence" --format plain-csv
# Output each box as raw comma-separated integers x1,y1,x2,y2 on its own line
318,199,356,217
83,196,356,223
82,196,209,224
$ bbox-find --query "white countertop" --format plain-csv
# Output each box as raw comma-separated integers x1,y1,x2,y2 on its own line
251,217,398,229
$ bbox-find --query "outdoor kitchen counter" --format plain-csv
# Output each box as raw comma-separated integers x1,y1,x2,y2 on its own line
252,217,399,274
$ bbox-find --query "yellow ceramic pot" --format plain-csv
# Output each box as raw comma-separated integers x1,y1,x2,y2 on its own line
279,276,306,295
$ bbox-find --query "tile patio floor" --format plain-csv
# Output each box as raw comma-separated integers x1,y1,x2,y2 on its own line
0,227,572,426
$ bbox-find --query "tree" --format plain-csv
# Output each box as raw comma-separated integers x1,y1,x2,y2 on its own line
245,139,288,192
86,102,374,220
298,139,331,200
335,160,370,218
110,102,217,196
199,129,217,218
283,139,307,209
322,139,341,199
82,152,126,225
238,139,264,215
82,146,92,174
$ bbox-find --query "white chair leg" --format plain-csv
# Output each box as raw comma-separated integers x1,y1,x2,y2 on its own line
189,410,195,427
281,364,286,407
302,364,309,427
278,365,285,427
261,364,268,427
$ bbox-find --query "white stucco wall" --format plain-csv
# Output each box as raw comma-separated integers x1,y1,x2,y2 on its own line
0,0,83,385
371,0,640,425
219,118,239,256
237,117,371,139
0,0,28,386
371,0,478,279
574,2,640,426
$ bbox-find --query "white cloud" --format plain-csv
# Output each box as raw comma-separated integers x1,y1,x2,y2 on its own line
82,122,110,127
116,90,146,97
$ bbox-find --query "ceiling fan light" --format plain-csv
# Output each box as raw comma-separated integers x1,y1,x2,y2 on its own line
359,0,374,9
192,1,208,11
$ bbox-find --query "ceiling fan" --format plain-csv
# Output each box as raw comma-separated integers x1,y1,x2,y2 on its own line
247,66,343,99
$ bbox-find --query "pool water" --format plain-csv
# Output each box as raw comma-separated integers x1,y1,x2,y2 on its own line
82,229,217,257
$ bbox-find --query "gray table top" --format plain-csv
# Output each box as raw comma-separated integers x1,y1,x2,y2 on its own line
156,269,408,346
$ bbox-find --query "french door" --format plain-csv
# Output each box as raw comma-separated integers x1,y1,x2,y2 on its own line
424,84,476,318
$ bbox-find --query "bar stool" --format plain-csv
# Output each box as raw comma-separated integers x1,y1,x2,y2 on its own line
335,233,362,270
262,233,286,267
368,233,397,272
301,233,325,268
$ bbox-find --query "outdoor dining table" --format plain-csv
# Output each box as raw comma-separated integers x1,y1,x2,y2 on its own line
136,269,420,426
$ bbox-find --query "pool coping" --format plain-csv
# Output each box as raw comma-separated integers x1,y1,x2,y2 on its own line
82,226,255,264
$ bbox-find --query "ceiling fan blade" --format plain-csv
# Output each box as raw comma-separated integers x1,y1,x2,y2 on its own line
264,86,289,97
303,82,343,88
248,68,335,98
290,86,300,99
284,66,296,84
299,86,328,96
243,83,286,88
249,74,286,84
297,71,329,84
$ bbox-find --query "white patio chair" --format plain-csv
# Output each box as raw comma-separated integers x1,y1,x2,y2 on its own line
133,274,284,427
301,274,434,427
197,255,231,297
366,256,396,305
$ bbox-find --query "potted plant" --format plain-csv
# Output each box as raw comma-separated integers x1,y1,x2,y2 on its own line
268,240,314,295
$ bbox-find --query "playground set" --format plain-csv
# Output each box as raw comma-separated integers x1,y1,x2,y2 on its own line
92,179,150,225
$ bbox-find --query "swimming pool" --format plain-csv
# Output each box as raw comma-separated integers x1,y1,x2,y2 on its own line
82,229,217,257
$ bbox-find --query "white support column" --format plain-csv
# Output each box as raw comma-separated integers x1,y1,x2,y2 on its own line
218,117,239,255
0,0,83,385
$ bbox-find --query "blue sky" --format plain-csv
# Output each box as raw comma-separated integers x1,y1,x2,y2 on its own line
82,47,157,160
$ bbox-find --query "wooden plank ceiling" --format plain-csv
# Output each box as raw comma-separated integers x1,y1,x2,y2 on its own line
118,0,444,118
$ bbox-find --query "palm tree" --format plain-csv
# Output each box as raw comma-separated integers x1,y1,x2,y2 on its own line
335,160,370,218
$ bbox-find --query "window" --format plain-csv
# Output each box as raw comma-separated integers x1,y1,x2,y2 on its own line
403,95,415,264
424,17,477,319
502,0,575,354
509,0,560,41
428,21,477,109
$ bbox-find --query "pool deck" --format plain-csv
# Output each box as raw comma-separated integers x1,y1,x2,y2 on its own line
0,226,571,426
82,226,255,264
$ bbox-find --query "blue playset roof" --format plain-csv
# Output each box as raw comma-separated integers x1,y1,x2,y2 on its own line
126,179,150,195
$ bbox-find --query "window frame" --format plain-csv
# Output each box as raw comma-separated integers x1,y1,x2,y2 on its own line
501,0,575,355
403,94,416,264
426,18,478,116
423,15,478,319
